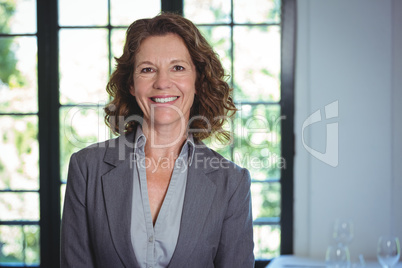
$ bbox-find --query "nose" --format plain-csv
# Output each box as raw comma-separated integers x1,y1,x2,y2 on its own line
153,70,171,90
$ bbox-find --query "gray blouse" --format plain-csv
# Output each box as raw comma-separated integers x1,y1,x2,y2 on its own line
130,127,195,268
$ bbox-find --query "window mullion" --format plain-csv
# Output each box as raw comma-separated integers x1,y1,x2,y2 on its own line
37,0,61,267
280,0,296,255
161,0,183,14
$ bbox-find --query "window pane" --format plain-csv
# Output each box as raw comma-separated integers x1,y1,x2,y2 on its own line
198,26,232,79
233,104,281,180
59,29,109,104
0,193,39,221
234,0,280,24
58,0,108,26
0,36,38,113
0,225,24,264
0,225,39,265
110,0,160,26
60,106,110,182
0,116,39,190
184,0,231,24
24,225,40,265
253,224,280,259
0,0,36,34
251,182,281,219
234,26,280,102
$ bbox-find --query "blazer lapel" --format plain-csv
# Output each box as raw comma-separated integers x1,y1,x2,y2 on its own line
168,146,217,267
101,132,139,267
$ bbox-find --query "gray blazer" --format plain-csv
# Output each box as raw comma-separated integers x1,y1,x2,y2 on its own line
61,131,254,268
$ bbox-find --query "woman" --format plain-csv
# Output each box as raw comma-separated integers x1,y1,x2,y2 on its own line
61,13,254,268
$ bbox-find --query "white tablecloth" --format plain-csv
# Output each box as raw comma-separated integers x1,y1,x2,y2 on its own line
266,255,402,268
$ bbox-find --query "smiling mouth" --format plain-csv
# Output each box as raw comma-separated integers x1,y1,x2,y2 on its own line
151,96,179,103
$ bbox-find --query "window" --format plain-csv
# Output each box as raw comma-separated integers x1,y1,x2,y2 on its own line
0,0,40,265
0,0,295,266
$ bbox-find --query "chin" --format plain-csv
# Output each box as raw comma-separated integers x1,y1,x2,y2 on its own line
150,116,187,127
150,109,188,122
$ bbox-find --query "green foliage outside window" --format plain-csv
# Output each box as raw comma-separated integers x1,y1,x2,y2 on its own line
0,0,40,265
0,0,25,88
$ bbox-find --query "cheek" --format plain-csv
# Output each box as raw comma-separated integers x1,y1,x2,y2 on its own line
180,76,197,94
133,79,147,95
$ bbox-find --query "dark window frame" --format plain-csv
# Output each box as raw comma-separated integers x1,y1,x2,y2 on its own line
279,0,296,257
0,0,295,267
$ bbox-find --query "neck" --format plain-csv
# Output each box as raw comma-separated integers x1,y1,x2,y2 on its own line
141,120,188,159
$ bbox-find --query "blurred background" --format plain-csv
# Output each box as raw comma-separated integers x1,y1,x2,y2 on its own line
0,0,283,266
0,0,401,267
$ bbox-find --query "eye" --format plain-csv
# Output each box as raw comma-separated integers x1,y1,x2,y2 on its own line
173,65,185,71
140,67,153,73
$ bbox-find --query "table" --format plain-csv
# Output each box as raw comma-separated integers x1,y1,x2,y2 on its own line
266,255,402,268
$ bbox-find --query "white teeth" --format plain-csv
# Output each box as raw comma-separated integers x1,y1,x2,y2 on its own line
152,97,178,103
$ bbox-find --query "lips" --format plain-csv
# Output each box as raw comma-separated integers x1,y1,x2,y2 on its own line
150,96,179,103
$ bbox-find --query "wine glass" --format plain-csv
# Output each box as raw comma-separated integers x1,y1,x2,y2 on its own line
333,219,354,246
326,244,351,268
377,236,400,268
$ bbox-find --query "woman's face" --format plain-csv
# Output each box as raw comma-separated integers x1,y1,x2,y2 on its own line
130,33,197,129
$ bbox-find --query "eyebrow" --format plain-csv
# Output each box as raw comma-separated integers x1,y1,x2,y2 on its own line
135,59,190,69
170,59,188,65
135,61,154,69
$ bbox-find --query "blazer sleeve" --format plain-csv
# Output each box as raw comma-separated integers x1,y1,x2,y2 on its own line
61,153,96,268
214,168,255,268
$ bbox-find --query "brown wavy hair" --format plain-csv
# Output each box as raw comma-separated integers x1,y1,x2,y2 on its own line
104,13,236,142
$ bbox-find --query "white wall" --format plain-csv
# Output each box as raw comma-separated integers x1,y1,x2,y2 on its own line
294,0,402,261
391,0,402,254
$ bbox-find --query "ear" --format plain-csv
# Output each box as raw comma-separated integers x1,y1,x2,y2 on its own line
129,85,135,97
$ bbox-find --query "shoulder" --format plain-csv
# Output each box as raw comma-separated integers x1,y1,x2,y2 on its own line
71,137,115,162
193,143,251,189
194,141,248,173
70,131,135,166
